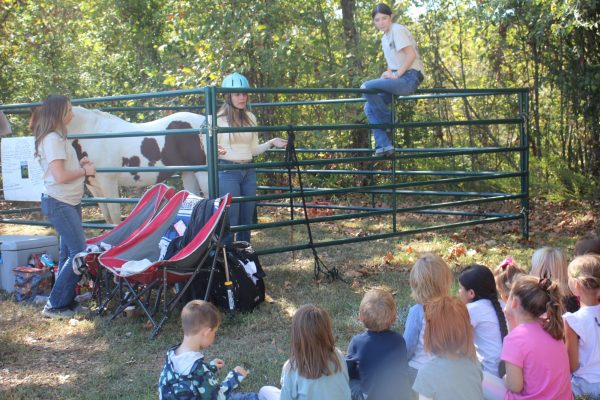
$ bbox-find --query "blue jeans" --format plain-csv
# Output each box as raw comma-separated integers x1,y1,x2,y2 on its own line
41,195,86,310
218,161,256,243
362,69,423,151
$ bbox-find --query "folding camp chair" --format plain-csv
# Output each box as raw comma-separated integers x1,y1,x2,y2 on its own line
79,183,175,308
98,191,232,338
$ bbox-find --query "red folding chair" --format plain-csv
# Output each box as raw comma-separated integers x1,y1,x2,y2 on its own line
98,191,231,338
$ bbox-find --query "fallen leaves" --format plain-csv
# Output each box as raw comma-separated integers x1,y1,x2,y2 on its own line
447,243,467,259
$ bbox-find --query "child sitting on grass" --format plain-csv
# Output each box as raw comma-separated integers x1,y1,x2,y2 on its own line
458,264,508,378
531,246,579,312
159,300,257,400
494,257,525,303
501,275,572,399
259,304,351,400
346,288,410,400
563,255,600,398
403,252,452,393
413,296,483,400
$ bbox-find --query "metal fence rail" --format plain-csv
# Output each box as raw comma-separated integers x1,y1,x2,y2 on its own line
0,86,529,254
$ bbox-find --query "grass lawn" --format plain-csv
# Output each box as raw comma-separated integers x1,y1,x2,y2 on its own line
0,199,597,399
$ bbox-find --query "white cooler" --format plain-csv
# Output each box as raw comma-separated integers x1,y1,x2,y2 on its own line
0,235,59,293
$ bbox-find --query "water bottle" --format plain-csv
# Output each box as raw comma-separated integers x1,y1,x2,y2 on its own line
40,254,54,269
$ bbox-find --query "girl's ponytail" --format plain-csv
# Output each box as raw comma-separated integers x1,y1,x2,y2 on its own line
512,276,565,340
489,295,508,376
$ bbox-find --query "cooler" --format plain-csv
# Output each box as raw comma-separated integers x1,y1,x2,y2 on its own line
0,235,59,293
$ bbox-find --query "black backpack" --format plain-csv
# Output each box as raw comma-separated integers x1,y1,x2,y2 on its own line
186,241,265,312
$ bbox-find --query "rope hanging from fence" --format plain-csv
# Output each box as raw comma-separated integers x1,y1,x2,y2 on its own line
284,128,344,283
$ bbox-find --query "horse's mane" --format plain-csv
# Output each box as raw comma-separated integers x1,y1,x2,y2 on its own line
77,106,124,122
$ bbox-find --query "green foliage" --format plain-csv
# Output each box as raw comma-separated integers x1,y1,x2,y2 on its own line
0,0,598,196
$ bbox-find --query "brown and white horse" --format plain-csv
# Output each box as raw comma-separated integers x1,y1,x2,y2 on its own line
54,106,209,224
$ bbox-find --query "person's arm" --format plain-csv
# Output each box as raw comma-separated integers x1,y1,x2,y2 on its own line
346,337,360,380
403,304,423,358
279,361,294,400
503,362,523,393
188,362,227,398
564,319,580,373
217,366,246,397
48,159,94,184
251,136,287,156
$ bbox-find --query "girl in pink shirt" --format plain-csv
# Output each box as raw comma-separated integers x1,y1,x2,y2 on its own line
501,275,572,399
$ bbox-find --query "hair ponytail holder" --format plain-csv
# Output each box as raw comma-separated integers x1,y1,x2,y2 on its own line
499,257,513,271
538,277,552,291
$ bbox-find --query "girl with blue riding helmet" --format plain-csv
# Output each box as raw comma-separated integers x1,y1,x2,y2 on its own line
217,72,286,243
362,3,425,157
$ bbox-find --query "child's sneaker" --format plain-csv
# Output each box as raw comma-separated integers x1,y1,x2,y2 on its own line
42,306,75,319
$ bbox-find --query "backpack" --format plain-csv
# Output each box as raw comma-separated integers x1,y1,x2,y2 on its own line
185,241,265,312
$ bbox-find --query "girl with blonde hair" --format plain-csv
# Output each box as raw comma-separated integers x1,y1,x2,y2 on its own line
531,246,579,312
563,255,600,397
403,253,452,393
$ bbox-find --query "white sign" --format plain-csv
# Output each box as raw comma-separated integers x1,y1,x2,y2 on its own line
1,137,45,201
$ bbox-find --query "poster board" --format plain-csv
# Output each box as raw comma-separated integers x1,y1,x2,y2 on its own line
1,137,44,201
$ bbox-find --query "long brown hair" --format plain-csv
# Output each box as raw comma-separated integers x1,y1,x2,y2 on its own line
511,275,565,340
424,296,478,362
289,304,341,379
33,95,71,157
217,94,254,128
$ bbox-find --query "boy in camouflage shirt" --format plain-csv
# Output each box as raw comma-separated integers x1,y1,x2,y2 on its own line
158,300,257,400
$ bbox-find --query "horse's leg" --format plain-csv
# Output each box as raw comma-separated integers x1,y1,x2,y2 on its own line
194,171,209,198
181,171,201,195
94,175,121,225
85,177,112,225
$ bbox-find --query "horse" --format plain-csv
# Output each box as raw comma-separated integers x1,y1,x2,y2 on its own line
33,106,210,224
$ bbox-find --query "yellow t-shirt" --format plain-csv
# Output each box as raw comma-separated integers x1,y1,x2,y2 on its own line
217,112,271,162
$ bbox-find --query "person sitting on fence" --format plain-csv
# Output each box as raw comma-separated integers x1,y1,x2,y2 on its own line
33,95,96,319
0,111,12,136
346,288,410,400
217,72,287,243
361,3,425,157
158,300,258,400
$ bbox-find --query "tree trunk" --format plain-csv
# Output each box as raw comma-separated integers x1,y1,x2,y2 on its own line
340,0,369,154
